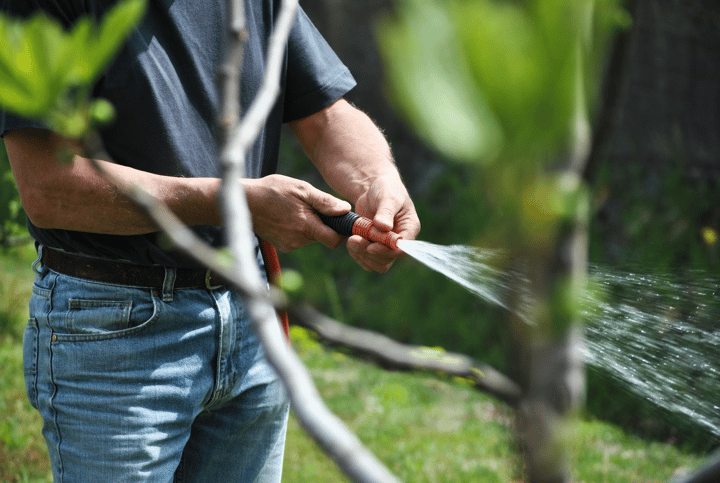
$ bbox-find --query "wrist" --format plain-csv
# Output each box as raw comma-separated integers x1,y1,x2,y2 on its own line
179,177,223,227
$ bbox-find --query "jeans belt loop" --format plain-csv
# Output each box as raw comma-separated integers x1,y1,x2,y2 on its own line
32,245,46,277
162,267,176,302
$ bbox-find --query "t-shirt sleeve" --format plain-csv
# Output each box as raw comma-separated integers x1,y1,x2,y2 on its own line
0,113,47,138
282,7,356,123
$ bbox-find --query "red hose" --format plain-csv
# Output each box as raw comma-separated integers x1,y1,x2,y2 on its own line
258,238,290,340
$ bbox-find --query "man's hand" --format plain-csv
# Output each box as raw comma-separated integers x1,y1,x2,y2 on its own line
243,174,352,252
290,98,420,273
348,176,420,273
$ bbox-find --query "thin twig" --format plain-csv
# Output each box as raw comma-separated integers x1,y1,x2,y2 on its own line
221,0,299,166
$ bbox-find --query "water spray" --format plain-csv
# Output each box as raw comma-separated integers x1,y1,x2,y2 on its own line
317,211,402,251
318,210,511,309
320,209,720,450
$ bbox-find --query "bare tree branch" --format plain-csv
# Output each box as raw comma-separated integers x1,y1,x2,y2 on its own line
221,0,299,166
291,304,522,407
510,40,590,483
217,0,246,141
217,0,256,279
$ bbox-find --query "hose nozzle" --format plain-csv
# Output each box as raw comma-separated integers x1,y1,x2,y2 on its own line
317,211,402,251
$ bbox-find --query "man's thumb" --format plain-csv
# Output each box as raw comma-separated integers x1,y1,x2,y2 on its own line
372,200,397,232
308,187,351,216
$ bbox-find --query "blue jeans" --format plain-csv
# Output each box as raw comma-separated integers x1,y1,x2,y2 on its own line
23,255,289,482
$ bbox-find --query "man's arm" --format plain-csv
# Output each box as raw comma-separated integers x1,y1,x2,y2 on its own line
4,128,350,251
290,98,421,273
4,128,222,235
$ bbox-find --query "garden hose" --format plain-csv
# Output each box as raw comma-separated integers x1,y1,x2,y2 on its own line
258,238,290,339
317,211,402,251
257,212,401,338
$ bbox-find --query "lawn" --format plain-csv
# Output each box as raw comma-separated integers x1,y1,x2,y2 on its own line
0,244,708,482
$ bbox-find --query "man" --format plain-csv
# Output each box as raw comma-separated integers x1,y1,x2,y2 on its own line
1,1,420,481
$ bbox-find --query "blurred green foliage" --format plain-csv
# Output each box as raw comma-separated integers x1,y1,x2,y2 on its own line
282,0,717,452
589,158,720,273
375,0,630,347
0,0,145,138
377,0,630,165
0,141,26,245
0,0,146,246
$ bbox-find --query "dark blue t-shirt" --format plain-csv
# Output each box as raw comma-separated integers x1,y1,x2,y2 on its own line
0,0,356,266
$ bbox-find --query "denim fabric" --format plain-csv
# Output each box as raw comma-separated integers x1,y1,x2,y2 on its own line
23,256,289,483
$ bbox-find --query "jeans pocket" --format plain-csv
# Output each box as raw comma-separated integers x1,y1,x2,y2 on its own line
23,318,39,409
55,290,161,342
67,299,133,334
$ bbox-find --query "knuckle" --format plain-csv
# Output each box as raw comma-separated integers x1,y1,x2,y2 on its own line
303,224,317,242
296,180,314,201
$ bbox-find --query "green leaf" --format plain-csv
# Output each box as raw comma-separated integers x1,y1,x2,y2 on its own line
24,13,73,112
377,0,502,164
89,98,116,125
278,269,304,295
86,0,147,83
60,110,89,139
450,0,580,159
65,18,95,85
0,14,56,117
451,1,544,125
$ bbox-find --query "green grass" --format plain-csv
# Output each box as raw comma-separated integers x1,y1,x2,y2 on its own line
0,245,708,482
286,326,520,482
0,244,51,483
287,327,705,483
0,338,51,483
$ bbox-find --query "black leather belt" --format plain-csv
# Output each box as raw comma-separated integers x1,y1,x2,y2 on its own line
41,248,228,289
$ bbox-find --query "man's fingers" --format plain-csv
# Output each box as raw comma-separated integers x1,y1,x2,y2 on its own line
306,185,351,216
296,184,352,248
347,235,397,273
307,218,345,249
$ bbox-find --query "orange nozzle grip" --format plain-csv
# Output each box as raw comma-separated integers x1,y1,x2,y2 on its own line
351,217,402,251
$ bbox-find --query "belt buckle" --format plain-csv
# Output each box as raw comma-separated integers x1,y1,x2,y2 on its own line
205,269,225,290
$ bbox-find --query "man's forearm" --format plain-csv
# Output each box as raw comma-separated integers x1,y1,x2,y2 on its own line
289,99,401,205
40,156,222,235
5,128,221,235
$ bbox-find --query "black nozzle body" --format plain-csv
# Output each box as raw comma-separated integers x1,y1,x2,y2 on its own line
316,211,360,237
